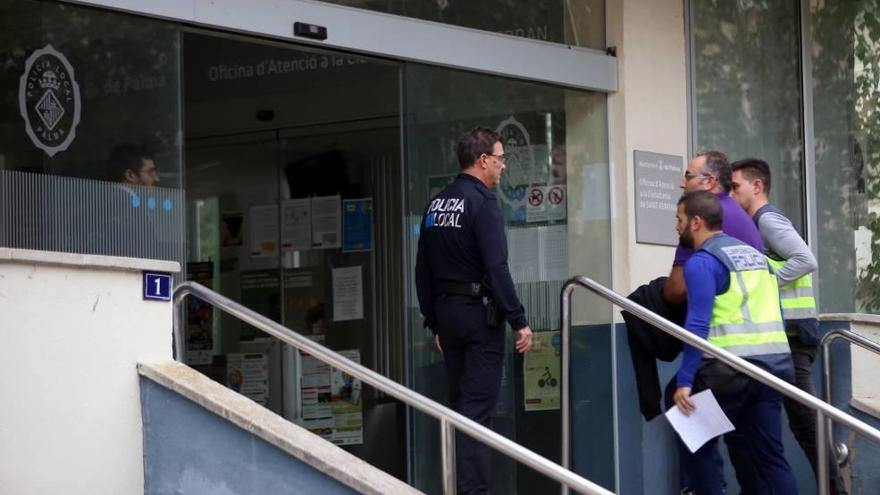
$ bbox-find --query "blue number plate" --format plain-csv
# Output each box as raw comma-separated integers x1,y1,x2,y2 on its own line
143,272,172,301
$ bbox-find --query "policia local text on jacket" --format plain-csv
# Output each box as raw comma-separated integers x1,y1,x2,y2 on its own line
415,173,527,333
415,164,530,494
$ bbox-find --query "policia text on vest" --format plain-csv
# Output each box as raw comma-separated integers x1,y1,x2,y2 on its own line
672,191,798,494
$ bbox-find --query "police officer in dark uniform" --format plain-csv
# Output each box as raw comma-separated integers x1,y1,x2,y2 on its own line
416,127,533,494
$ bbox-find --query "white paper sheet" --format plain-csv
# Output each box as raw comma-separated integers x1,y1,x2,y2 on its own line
312,195,341,249
332,266,363,321
249,205,279,257
665,389,736,453
281,198,311,251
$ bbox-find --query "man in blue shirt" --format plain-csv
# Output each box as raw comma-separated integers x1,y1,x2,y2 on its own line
415,127,533,494
672,190,797,495
625,150,764,421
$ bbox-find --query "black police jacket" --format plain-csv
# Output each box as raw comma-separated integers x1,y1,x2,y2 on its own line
415,173,528,333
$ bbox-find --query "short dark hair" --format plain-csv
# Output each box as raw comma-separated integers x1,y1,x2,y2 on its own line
456,127,501,170
108,144,154,180
731,158,772,193
696,150,732,193
678,190,723,230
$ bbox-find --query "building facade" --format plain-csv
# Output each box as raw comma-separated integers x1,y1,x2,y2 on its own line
1,0,877,493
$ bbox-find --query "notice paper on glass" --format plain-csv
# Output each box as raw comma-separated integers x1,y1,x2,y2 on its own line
312,195,341,249
332,265,363,322
665,389,735,453
281,198,311,251
249,205,279,257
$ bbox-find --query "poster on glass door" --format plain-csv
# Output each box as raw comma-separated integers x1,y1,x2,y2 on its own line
329,349,363,445
342,198,373,252
186,261,214,365
281,198,311,251
249,204,278,257
523,331,561,411
311,195,341,249
300,349,363,445
227,353,269,406
301,354,334,440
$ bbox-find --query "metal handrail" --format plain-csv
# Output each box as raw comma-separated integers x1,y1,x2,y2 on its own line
820,326,880,466
172,281,612,495
560,276,880,495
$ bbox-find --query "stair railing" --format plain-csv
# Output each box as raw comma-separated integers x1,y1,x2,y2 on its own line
561,276,880,495
174,281,613,495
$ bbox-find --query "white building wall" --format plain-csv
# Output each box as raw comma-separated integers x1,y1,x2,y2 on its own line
608,0,688,295
0,249,178,495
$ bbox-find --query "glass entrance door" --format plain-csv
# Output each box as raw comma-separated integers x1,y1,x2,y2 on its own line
182,31,406,477
403,63,615,493
179,27,615,494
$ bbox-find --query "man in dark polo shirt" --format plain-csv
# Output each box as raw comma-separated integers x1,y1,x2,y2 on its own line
415,128,533,494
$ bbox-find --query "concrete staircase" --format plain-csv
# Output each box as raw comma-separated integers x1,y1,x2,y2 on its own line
139,360,420,495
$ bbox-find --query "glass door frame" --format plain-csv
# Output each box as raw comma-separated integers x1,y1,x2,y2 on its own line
64,0,617,92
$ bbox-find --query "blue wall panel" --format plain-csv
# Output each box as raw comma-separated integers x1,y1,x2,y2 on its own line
140,377,357,495
571,324,616,491
820,320,880,495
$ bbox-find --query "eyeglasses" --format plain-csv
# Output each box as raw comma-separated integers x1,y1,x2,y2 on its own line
485,153,506,163
684,171,712,181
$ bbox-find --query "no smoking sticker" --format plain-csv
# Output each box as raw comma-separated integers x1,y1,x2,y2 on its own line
528,187,544,207
548,186,564,205
526,185,567,223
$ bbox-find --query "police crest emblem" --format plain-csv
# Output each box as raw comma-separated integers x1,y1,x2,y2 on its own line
495,116,535,223
18,45,82,157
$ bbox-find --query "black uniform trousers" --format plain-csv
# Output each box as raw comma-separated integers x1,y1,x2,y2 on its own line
436,294,505,495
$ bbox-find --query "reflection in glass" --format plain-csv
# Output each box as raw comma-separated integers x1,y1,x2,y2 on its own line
183,30,406,478
0,0,184,263
689,0,804,233
812,1,880,314
404,63,612,493
317,0,605,49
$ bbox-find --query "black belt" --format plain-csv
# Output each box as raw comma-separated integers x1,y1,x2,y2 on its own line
434,281,486,298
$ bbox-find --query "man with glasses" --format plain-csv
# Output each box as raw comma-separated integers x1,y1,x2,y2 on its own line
110,143,161,186
416,127,533,494
664,151,764,304
623,151,765,492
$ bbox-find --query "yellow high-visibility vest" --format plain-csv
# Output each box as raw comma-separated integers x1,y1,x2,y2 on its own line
766,257,817,321
700,234,791,358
